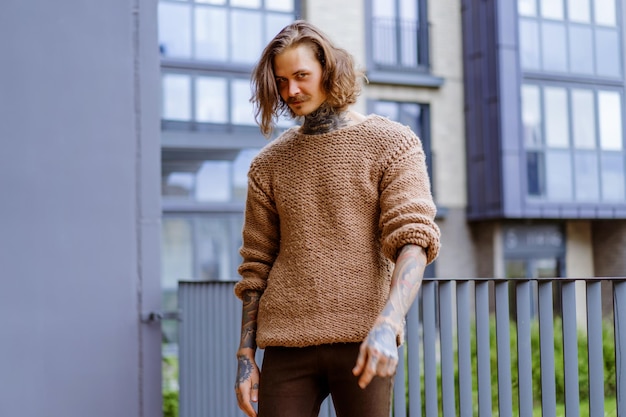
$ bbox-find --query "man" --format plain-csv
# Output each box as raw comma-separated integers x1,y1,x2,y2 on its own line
234,20,440,417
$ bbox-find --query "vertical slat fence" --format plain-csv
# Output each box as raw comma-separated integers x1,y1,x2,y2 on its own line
177,277,626,417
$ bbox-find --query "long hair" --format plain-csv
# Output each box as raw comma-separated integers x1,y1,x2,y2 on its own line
251,20,364,137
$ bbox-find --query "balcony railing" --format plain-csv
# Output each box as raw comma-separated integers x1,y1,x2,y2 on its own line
372,17,428,71
177,277,626,417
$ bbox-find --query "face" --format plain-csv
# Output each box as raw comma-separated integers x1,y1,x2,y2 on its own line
273,44,327,117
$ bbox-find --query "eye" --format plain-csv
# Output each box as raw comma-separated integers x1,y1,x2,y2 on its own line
275,77,286,85
296,72,308,79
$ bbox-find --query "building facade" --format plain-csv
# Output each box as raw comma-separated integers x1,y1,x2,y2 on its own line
156,0,626,405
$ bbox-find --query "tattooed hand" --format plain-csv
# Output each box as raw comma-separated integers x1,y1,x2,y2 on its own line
235,350,260,417
235,290,261,417
352,244,426,389
352,321,399,389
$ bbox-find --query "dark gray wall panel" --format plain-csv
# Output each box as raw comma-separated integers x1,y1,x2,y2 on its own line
0,1,161,416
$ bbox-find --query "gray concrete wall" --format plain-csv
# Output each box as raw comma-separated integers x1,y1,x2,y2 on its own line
0,1,162,416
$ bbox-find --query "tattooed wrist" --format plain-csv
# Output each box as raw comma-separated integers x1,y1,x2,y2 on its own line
236,354,254,385
239,290,260,350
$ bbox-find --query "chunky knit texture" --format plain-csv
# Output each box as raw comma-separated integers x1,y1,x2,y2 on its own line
234,115,441,348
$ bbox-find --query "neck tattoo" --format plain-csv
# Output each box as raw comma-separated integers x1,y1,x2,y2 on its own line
300,103,349,135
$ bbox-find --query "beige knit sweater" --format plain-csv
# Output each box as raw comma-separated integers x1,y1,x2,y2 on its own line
234,115,440,348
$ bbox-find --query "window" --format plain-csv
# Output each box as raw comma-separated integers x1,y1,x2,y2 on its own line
518,0,621,77
159,0,295,64
367,0,440,87
522,83,626,201
371,100,434,190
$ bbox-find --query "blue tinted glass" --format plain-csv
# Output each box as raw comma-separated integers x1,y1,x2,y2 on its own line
542,22,567,72
527,151,544,196
195,7,227,61
373,18,397,65
574,152,599,201
162,149,260,203
546,151,573,200
266,13,291,43
601,153,625,200
158,3,191,58
595,29,621,77
520,20,540,70
231,10,263,63
568,26,593,74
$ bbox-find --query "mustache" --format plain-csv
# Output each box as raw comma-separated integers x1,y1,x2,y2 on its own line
287,95,310,104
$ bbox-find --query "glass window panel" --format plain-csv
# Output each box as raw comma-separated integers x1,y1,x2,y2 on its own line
266,0,294,12
400,0,418,21
541,0,564,19
195,7,228,61
568,26,593,74
162,162,196,198
574,152,599,200
522,84,542,147
506,259,528,278
534,258,558,278
541,22,567,72
595,0,616,26
601,153,625,200
546,151,573,200
595,29,620,77
196,77,228,123
400,19,418,67
196,0,226,4
373,18,397,65
520,20,540,70
598,91,623,150
518,0,537,16
527,151,544,196
372,101,399,121
398,103,422,135
231,10,263,63
568,0,590,22
231,0,261,8
373,0,395,18
163,216,245,283
232,79,256,125
162,74,191,121
571,89,596,149
162,150,260,203
162,218,194,290
158,3,191,58
233,149,259,200
266,13,292,44
544,87,570,148
196,161,230,201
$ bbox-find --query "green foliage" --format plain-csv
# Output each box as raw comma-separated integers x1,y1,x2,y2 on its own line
163,390,179,417
163,354,179,417
408,316,617,415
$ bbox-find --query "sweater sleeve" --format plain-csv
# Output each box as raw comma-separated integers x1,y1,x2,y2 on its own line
233,170,280,300
379,128,441,264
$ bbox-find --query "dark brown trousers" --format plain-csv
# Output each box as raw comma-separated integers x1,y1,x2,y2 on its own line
258,343,394,417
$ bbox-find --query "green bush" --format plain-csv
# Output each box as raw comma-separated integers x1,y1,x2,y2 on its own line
410,316,617,414
163,390,179,417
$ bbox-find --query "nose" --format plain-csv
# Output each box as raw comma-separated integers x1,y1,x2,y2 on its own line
288,80,300,97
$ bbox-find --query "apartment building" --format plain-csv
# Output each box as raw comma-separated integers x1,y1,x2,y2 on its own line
158,0,626,338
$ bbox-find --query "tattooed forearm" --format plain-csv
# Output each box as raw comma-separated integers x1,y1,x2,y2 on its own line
239,290,260,350
379,245,427,325
300,103,349,135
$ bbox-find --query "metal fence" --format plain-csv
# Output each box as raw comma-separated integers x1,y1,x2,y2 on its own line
178,277,626,417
